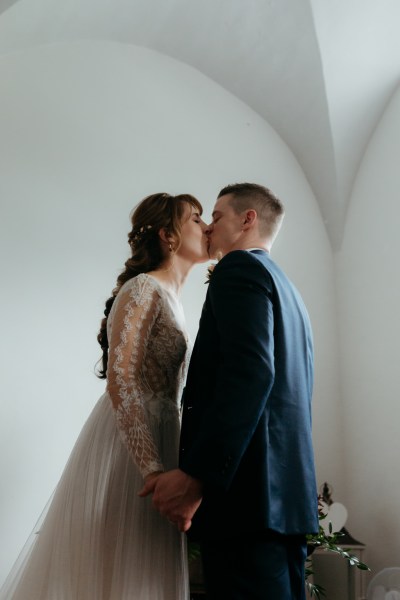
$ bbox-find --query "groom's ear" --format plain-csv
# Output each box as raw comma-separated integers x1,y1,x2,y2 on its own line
242,209,257,229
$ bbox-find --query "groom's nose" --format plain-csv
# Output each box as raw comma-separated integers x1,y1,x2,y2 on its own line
205,223,213,235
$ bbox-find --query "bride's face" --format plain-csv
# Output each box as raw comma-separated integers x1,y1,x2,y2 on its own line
176,204,208,264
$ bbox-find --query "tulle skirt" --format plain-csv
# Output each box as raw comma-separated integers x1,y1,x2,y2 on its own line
0,393,189,600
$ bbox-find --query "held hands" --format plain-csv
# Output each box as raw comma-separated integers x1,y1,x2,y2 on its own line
139,468,203,533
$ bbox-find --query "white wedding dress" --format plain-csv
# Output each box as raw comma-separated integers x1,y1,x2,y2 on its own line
0,273,190,600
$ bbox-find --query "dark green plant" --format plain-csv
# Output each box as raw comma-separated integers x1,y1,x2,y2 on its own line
305,511,370,598
188,541,201,563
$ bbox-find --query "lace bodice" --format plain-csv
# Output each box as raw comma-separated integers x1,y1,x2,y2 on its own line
106,273,189,478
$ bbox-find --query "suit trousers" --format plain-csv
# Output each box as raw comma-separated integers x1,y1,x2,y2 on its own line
200,531,307,600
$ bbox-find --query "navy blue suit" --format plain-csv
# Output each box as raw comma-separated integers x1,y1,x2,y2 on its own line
180,250,318,598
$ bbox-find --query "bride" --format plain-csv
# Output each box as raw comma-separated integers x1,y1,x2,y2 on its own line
0,192,208,600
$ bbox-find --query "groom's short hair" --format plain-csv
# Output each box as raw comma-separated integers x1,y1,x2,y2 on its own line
218,183,285,239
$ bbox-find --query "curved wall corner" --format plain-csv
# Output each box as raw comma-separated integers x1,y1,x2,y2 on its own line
336,83,400,574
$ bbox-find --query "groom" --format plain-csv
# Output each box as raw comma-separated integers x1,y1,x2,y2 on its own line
141,183,318,599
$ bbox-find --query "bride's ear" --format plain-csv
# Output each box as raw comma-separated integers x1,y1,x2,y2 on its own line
158,228,174,249
158,228,170,243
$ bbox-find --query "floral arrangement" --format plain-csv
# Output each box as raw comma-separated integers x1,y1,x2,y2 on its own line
205,252,222,284
205,263,216,283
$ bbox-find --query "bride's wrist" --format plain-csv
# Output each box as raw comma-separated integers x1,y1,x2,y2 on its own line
144,470,163,483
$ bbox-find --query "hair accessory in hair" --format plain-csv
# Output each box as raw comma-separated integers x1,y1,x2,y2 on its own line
130,225,153,247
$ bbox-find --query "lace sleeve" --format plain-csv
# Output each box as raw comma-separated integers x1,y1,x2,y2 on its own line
106,276,164,478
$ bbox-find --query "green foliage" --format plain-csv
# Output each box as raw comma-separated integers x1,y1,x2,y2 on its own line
187,541,201,563
305,511,370,598
305,562,325,599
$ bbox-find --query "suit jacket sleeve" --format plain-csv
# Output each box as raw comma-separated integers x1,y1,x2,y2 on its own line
180,251,275,490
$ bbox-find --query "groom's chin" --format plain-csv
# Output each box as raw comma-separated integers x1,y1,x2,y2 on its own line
208,246,221,260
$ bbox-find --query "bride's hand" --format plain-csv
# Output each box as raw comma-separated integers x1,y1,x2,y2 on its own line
151,469,203,532
138,471,163,497
144,470,163,483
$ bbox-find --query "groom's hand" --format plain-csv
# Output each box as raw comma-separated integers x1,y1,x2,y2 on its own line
139,468,203,532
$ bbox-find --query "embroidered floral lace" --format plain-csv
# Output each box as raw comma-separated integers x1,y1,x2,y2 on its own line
106,273,188,478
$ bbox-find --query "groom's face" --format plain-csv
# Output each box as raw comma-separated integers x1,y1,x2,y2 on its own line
207,194,244,258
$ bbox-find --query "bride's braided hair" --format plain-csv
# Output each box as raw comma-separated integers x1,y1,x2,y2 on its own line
96,192,202,379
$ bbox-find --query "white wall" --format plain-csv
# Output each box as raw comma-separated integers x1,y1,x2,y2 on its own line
336,84,400,574
0,41,340,583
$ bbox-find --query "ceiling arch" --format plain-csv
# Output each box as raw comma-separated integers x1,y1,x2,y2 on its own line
1,0,399,249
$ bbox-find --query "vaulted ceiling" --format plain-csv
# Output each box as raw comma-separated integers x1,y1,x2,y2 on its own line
1,0,399,249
